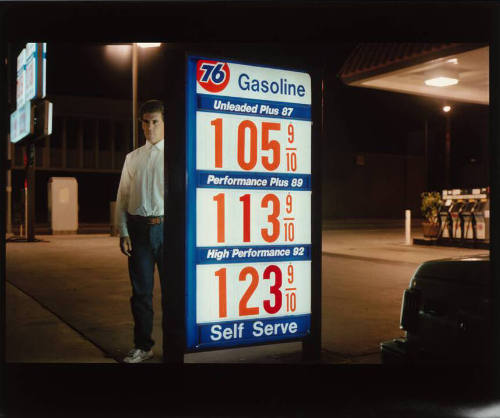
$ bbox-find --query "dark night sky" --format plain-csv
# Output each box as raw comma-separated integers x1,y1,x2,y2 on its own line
8,40,490,221
34,41,488,158
45,43,168,101
4,3,492,168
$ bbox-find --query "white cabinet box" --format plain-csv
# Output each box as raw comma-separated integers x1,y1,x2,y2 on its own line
48,177,78,234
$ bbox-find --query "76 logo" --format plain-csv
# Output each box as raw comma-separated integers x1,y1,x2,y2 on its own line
197,60,230,93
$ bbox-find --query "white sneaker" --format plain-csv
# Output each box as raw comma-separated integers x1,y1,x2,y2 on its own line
123,348,154,363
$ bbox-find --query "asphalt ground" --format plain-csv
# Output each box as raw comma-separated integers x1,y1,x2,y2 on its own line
5,220,489,365
4,220,493,418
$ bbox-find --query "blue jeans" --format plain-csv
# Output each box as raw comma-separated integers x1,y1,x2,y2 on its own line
127,218,166,351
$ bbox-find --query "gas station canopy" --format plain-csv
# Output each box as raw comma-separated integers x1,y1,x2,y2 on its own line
338,43,488,105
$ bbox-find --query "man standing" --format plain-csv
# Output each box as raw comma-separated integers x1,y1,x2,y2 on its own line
116,99,166,363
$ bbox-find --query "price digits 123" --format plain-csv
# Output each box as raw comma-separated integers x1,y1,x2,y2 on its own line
214,263,298,318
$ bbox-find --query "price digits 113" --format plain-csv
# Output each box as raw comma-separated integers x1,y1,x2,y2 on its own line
213,192,295,243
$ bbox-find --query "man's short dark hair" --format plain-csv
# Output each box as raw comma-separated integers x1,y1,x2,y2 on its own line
140,100,165,121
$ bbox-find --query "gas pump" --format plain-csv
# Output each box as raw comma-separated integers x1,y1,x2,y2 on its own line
438,191,453,239
450,199,464,240
474,197,489,241
431,187,489,246
460,199,476,240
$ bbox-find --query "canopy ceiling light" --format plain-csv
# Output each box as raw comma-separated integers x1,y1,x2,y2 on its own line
424,67,460,87
338,45,488,104
425,77,459,87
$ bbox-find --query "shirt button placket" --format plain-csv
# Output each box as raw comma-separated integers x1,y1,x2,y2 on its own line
150,149,155,214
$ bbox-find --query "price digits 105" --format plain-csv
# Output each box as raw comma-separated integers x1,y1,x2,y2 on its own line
211,119,298,172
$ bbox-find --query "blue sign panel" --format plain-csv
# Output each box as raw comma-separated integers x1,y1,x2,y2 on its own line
11,43,47,144
186,56,312,350
24,43,47,102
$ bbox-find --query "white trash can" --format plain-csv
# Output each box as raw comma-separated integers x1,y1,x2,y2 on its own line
48,177,78,234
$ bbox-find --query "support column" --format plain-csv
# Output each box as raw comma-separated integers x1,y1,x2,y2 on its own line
95,119,99,169
78,119,84,169
62,118,67,169
43,133,50,168
25,143,36,241
6,140,12,234
110,120,116,170
132,43,138,150
445,114,451,188
424,119,429,191
302,69,323,363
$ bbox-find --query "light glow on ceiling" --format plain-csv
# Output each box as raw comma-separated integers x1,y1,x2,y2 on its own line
349,46,488,105
425,77,459,87
458,402,500,418
136,43,161,48
104,45,131,66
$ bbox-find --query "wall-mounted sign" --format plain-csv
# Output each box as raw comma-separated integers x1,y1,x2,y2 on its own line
16,48,26,109
186,56,312,350
11,43,48,144
10,101,32,144
25,43,47,102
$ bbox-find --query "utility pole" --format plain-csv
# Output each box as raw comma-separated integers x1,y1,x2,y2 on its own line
6,140,12,234
6,44,12,234
9,43,49,242
132,43,138,150
25,142,36,241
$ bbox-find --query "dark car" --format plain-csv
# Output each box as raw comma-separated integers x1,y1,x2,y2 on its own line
381,254,492,364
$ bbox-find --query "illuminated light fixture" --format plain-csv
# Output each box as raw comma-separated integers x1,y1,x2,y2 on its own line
447,58,458,64
443,106,451,112
136,43,161,48
425,77,459,87
424,66,459,87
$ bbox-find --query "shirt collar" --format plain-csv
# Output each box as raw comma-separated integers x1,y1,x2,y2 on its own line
146,139,164,151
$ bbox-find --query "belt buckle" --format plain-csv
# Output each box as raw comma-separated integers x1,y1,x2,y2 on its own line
148,217,160,225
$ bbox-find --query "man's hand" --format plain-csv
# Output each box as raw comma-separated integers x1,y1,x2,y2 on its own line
120,236,132,256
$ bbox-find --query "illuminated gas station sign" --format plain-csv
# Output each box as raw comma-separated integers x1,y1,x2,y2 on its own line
16,48,26,109
186,56,312,349
25,42,47,101
10,101,32,144
11,43,48,144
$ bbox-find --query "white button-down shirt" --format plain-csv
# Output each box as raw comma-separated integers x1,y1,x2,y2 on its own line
116,139,165,237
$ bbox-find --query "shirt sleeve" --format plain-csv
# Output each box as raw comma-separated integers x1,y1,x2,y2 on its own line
116,154,131,237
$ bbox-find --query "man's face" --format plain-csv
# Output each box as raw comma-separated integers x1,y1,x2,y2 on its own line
141,111,164,144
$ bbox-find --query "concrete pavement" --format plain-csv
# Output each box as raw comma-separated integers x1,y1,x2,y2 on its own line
6,282,116,363
5,219,489,364
322,224,485,265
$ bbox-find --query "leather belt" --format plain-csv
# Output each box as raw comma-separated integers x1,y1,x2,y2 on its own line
127,214,164,225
